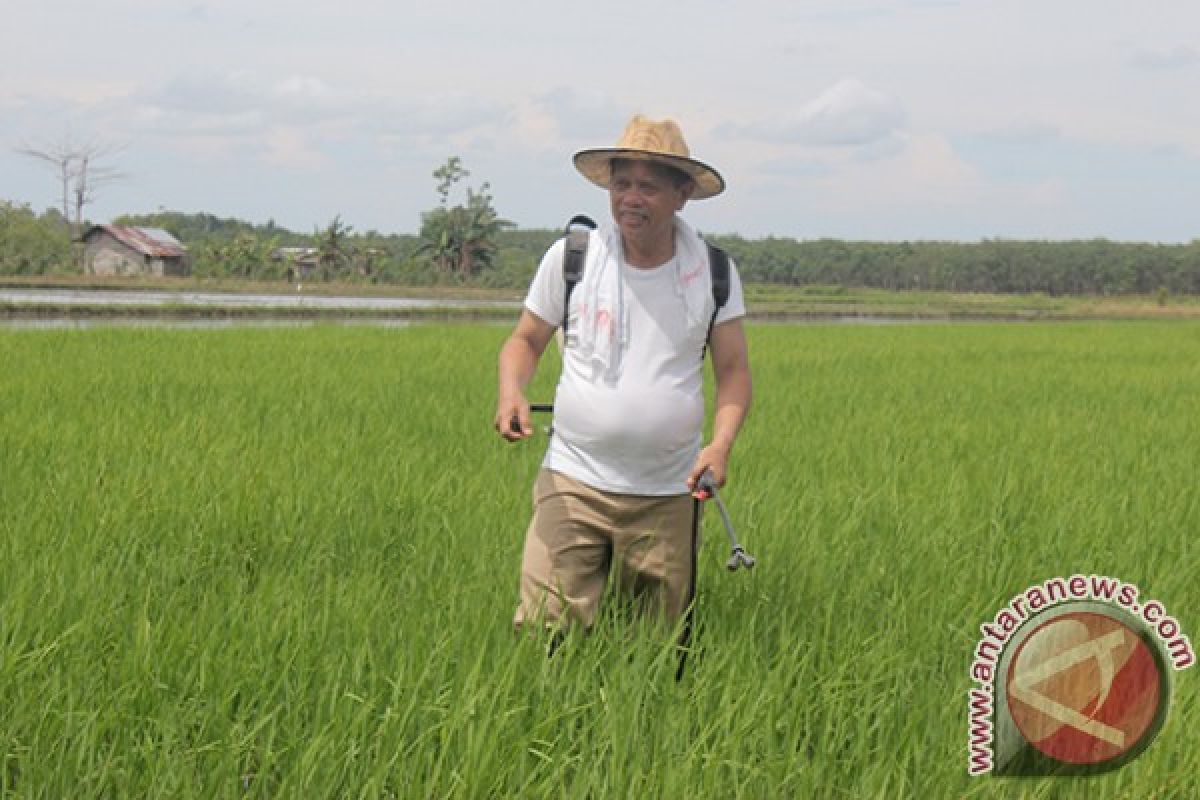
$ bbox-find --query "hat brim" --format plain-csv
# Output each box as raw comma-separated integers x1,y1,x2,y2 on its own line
573,148,725,199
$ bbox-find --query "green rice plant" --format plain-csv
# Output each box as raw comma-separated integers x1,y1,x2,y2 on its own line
0,322,1196,798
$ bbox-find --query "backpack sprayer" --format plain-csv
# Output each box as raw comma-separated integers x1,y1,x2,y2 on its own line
521,405,757,572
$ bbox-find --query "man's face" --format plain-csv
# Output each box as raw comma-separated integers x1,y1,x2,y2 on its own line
608,160,693,250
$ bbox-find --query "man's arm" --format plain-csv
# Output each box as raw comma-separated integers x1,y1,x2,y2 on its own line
494,309,558,441
688,318,752,489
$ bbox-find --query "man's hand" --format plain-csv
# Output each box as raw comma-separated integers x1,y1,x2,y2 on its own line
494,391,533,442
495,310,557,443
688,442,731,492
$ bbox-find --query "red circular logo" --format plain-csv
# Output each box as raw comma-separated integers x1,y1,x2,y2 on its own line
1006,611,1163,765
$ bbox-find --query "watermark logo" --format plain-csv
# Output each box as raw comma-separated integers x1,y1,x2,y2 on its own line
967,575,1193,777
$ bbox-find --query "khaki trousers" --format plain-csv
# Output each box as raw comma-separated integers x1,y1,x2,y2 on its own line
514,469,699,631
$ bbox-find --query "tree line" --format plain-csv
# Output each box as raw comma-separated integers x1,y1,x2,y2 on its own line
711,235,1200,296
7,141,1200,294
4,169,1200,295
6,198,1199,295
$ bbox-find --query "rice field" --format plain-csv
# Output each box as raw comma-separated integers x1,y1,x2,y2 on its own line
1,321,1197,798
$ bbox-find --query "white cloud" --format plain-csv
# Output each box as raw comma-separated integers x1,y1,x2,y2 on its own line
531,88,625,142
878,133,980,195
851,132,910,163
723,79,907,148
1130,45,1200,70
261,128,328,170
973,119,1062,145
136,70,366,129
368,94,510,140
142,71,260,114
722,133,1084,240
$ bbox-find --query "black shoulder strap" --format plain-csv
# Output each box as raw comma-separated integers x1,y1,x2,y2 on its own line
707,241,730,313
561,214,596,335
703,240,731,358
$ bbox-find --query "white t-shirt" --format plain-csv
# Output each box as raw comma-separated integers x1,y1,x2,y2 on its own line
524,233,746,495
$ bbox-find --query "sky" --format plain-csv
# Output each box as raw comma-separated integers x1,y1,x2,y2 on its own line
3,0,1199,242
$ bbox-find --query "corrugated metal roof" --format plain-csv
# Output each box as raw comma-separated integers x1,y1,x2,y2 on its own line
86,225,187,258
135,227,183,246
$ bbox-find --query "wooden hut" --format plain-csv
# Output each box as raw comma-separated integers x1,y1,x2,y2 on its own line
83,225,190,277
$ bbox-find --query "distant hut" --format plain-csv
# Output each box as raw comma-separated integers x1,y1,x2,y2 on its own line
271,246,320,281
82,225,190,277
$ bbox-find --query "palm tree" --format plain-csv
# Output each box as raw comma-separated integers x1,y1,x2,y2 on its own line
454,183,513,278
316,214,353,280
418,159,512,279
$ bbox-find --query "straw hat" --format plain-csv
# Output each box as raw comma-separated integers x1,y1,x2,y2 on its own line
573,115,725,199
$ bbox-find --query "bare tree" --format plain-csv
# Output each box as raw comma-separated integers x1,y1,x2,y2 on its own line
16,135,125,239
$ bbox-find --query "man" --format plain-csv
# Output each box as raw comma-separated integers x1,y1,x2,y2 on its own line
494,114,752,633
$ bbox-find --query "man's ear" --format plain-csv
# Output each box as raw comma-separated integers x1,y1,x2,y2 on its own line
676,180,696,210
